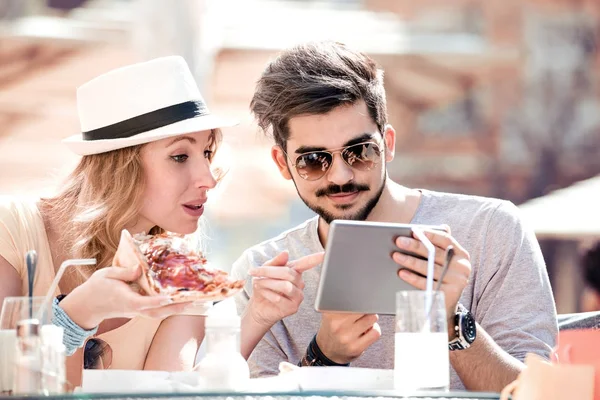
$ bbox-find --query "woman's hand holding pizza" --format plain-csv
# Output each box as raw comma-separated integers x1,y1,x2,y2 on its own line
59,264,192,330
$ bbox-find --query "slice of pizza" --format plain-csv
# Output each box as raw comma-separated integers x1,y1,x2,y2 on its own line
113,230,244,303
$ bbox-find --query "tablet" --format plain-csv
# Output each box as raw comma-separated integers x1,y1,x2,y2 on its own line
315,220,446,315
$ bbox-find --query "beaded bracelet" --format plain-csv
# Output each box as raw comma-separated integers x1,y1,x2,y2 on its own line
51,297,98,356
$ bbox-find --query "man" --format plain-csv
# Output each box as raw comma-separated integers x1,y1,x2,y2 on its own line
232,41,557,392
581,242,600,312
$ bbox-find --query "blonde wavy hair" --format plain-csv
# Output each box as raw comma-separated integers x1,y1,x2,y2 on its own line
41,129,222,283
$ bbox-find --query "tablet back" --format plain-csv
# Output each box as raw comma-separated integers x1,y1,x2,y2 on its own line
315,220,439,315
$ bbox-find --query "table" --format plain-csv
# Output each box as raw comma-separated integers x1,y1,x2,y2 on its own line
1,390,502,400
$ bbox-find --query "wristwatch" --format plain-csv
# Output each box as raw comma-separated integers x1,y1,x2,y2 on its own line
448,303,477,350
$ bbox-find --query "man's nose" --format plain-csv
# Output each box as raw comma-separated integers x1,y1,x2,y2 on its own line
325,153,353,186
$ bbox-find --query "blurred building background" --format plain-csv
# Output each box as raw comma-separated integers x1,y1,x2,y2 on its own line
0,0,599,313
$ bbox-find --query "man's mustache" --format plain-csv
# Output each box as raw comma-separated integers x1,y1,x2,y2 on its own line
315,182,370,197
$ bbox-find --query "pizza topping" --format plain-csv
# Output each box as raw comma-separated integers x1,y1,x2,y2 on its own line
133,232,244,296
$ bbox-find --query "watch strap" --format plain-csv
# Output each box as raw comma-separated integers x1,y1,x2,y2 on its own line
298,335,350,367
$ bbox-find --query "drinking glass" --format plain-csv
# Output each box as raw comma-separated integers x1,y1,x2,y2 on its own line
394,290,449,393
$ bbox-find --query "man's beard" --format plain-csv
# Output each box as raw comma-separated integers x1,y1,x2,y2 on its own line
293,173,386,224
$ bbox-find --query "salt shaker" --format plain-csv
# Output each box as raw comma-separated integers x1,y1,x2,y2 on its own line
41,325,66,394
195,314,249,391
13,319,43,395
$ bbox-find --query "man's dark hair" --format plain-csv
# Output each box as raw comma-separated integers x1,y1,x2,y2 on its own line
582,241,600,293
250,41,388,151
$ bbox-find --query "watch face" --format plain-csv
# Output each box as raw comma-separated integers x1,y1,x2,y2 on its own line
462,313,477,343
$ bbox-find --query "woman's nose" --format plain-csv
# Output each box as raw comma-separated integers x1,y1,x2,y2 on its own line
194,159,217,190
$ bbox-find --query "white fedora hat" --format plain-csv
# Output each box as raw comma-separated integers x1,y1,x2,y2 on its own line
63,56,236,156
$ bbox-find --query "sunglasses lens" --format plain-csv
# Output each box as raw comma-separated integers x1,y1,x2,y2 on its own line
342,142,381,170
295,152,333,180
84,338,113,370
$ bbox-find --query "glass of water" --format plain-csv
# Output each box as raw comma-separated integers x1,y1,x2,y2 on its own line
0,296,53,394
394,290,449,393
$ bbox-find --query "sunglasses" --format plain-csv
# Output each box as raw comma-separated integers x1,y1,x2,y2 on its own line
83,337,112,370
55,337,113,392
287,140,384,181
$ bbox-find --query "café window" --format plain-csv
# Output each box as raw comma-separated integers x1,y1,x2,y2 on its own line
417,90,484,136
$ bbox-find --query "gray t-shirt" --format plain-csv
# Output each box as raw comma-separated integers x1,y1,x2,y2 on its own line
231,190,558,389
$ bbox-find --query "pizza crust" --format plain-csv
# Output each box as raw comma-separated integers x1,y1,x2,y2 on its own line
112,229,154,295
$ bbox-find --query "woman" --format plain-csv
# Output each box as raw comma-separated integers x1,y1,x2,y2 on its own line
0,56,322,387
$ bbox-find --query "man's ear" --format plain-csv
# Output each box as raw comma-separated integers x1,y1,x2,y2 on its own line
383,124,396,162
271,145,293,180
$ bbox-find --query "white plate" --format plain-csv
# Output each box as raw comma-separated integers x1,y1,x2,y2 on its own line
81,367,394,394
82,370,200,393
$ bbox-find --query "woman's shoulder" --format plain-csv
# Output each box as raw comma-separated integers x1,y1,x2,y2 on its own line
0,195,43,279
0,195,40,228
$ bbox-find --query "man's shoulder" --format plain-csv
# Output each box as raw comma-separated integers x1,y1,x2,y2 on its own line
251,216,320,252
423,189,507,208
232,217,320,274
421,189,520,224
